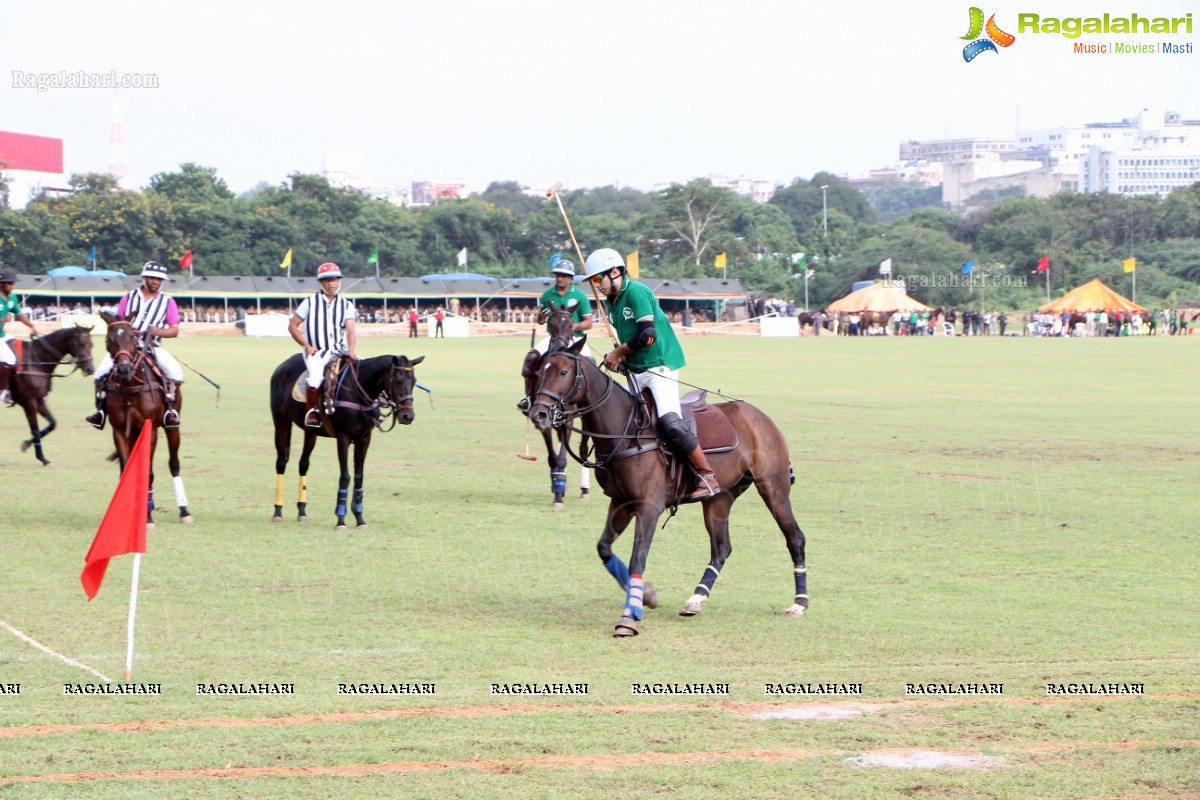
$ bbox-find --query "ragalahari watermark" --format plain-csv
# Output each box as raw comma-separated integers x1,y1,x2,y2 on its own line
12,70,159,92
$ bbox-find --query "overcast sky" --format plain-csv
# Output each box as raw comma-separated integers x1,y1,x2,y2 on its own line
2,0,1195,194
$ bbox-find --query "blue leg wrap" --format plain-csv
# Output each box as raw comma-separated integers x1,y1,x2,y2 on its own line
336,488,348,518
604,554,630,589
551,471,566,496
353,488,364,514
623,575,645,621
794,562,809,607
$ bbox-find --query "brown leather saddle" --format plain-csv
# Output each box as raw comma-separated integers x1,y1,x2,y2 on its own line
680,389,738,454
292,356,352,414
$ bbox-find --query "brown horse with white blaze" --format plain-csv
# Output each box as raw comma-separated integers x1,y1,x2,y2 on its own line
528,338,808,637
101,315,191,524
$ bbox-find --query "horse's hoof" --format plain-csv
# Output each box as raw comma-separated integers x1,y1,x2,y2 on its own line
271,516,283,523
297,515,309,523
785,603,807,617
580,490,590,500
613,617,639,637
180,515,194,524
355,522,368,529
146,522,156,530
19,441,30,453
680,594,706,616
552,501,564,511
335,524,347,532
642,582,659,610
42,461,54,468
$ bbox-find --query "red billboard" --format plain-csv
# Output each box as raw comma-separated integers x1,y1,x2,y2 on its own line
0,131,64,173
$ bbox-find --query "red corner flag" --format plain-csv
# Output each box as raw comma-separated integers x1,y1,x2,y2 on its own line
1035,256,1049,273
179,250,193,270
82,421,152,600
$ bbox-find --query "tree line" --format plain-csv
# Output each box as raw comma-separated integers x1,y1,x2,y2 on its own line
1,163,1198,309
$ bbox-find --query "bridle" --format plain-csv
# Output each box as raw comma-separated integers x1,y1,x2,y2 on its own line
338,359,416,432
108,321,147,380
22,328,94,378
532,351,655,469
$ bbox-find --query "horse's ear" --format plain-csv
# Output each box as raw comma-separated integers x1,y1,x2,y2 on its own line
98,310,117,324
408,355,425,366
568,336,586,354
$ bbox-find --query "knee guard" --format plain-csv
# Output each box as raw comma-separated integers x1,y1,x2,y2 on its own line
657,412,698,456
520,349,541,378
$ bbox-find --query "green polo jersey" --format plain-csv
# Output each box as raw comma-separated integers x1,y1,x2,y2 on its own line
605,278,685,372
0,293,21,336
539,285,592,337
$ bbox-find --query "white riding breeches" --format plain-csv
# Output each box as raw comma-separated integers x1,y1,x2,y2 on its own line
0,336,15,366
304,351,336,388
94,348,185,383
627,365,681,418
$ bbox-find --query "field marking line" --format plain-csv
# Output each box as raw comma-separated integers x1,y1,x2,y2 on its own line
1,692,1197,739
3,738,1197,785
0,618,113,684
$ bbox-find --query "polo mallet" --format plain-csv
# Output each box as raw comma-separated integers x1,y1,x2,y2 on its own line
517,326,538,460
175,354,221,406
546,182,621,348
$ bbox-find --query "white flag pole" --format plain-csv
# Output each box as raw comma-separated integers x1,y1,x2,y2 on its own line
124,553,143,681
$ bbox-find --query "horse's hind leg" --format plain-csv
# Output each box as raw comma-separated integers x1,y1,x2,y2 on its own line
165,427,192,523
755,467,808,617
272,412,291,522
680,488,741,616
20,401,55,466
334,435,351,531
296,431,318,523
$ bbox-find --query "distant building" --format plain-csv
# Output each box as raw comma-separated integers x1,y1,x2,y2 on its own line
705,175,776,203
1018,109,1200,198
0,130,66,209
322,148,410,206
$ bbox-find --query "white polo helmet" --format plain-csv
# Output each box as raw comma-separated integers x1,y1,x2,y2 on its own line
140,261,170,280
549,252,575,277
584,248,625,279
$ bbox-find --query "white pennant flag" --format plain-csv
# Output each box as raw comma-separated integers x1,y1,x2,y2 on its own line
879,258,892,276
456,247,468,267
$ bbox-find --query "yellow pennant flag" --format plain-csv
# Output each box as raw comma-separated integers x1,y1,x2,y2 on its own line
1123,257,1136,273
626,250,640,279
280,248,293,269
714,252,727,269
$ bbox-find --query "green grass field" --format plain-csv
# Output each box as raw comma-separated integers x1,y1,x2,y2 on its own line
1,331,1197,798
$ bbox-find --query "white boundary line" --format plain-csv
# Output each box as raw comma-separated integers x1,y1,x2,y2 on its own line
0,617,113,683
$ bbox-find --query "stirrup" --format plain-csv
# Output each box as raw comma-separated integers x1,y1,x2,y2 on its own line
163,409,180,428
685,470,720,500
86,409,106,430
305,408,322,428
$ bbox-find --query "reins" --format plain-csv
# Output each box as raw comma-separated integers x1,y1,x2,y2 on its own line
334,358,415,432
19,331,91,378
536,352,657,470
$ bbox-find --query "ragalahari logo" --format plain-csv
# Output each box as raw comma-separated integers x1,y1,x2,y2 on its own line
962,7,1016,61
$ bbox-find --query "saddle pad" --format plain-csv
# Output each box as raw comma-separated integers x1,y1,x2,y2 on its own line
690,403,738,453
291,372,310,403
12,339,23,373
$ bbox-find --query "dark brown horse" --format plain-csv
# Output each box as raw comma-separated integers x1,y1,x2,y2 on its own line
528,339,808,637
102,316,191,525
520,307,591,509
8,325,95,465
270,353,423,530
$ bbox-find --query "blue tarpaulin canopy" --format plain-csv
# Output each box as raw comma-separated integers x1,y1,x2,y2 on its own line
48,266,127,278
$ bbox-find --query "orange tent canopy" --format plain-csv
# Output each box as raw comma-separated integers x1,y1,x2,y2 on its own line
1039,278,1145,313
826,282,932,313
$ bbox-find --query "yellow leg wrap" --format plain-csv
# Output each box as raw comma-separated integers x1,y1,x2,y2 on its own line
274,474,285,506
298,475,308,504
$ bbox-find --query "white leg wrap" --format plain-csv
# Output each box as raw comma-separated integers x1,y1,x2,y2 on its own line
173,476,189,508
580,466,590,489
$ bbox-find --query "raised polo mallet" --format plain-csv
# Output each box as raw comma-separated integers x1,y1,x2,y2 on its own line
546,182,620,347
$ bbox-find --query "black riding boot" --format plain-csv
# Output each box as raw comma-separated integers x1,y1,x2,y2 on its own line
658,412,719,500
0,362,13,405
85,383,107,429
163,381,181,428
